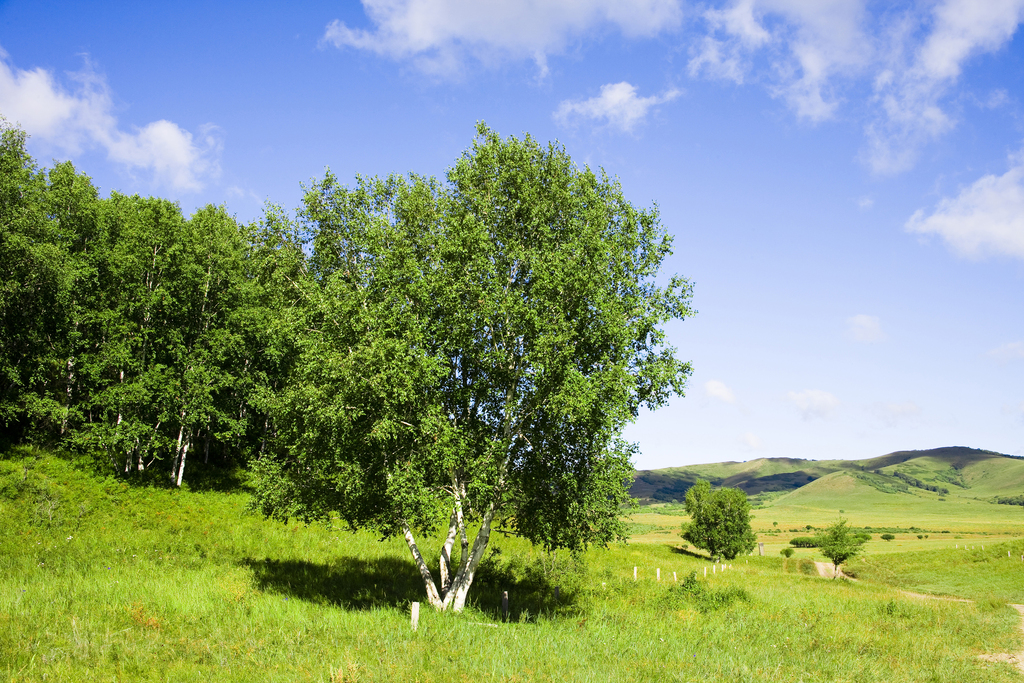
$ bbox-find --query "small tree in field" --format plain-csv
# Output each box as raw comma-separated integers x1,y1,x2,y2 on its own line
250,124,694,611
681,480,755,561
819,518,862,578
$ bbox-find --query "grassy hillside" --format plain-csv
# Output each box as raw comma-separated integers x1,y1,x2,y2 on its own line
3,447,1024,681
632,446,1024,506
761,470,1024,532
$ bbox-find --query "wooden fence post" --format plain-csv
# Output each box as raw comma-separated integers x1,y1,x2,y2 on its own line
657,568,661,581
502,591,509,621
411,602,419,632
758,542,764,556
633,566,637,581
673,571,677,582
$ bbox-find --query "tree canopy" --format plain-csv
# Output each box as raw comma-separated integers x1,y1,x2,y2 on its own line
250,124,694,610
681,479,755,561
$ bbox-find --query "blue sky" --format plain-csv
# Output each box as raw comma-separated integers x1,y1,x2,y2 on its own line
2,0,1023,469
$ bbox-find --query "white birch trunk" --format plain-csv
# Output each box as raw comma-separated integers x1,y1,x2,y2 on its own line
402,523,443,609
442,501,497,612
456,483,470,574
439,508,459,597
175,431,191,488
171,420,185,484
139,420,159,472
61,357,74,435
125,438,138,473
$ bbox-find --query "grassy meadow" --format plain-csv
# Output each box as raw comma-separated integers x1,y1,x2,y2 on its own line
3,447,1024,681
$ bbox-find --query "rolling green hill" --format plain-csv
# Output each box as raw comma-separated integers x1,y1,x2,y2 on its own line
632,447,1024,509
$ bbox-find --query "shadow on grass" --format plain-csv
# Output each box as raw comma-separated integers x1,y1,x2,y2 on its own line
670,545,712,561
242,556,424,610
240,553,584,621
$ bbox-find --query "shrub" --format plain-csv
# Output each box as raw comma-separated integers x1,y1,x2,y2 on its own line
880,599,912,618
881,533,895,541
780,548,795,558
668,572,750,613
790,536,818,548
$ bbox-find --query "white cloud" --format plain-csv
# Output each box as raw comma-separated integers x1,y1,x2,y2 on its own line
990,342,1024,362
0,50,219,191
687,1,1024,172
323,0,683,76
847,314,885,343
858,196,874,210
689,0,871,123
741,432,764,450
787,389,840,420
869,401,920,427
554,82,679,132
326,1,1024,171
687,0,769,84
865,0,1024,173
905,148,1024,260
704,379,737,404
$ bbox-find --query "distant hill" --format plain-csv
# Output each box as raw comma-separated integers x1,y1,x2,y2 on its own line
631,446,1022,505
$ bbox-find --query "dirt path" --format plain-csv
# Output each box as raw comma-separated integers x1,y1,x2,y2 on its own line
813,561,850,579
898,590,970,602
809,563,1024,673
895,593,1024,673
976,605,1024,674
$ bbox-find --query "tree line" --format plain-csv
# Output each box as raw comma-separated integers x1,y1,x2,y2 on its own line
1,121,301,483
887,470,949,495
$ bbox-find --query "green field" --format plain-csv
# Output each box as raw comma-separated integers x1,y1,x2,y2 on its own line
3,447,1024,681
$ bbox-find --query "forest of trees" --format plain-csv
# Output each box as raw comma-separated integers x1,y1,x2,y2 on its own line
0,122,303,485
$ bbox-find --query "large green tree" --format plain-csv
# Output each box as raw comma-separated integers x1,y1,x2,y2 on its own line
681,479,756,561
251,125,694,611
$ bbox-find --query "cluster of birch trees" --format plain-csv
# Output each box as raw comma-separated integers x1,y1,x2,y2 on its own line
0,123,302,485
3,119,694,615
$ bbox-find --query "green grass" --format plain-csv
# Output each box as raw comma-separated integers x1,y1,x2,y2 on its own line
845,541,1024,603
3,448,1024,681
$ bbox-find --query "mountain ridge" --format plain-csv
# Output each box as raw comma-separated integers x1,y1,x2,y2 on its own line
631,446,1019,504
